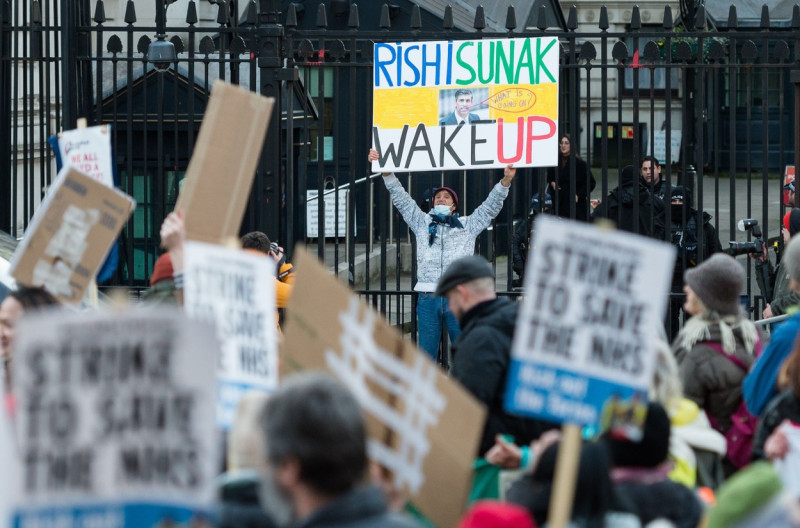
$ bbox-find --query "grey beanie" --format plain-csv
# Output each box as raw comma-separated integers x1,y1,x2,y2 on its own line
684,253,744,316
783,234,800,284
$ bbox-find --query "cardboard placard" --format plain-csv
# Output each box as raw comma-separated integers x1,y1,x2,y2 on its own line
281,248,485,528
57,125,115,187
12,308,219,528
504,217,675,431
9,167,135,304
175,81,275,244
371,37,559,172
183,241,278,429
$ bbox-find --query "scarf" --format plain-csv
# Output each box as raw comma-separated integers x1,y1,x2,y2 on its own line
428,213,463,246
674,311,760,357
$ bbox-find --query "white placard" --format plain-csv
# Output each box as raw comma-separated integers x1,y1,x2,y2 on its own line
306,190,351,238
504,216,675,426
58,126,115,188
0,376,16,528
12,308,218,528
183,241,278,429
648,130,682,165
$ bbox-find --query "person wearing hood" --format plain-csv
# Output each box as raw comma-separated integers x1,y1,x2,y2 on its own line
512,191,552,284
546,134,596,222
367,149,516,363
672,253,762,474
762,208,800,320
591,165,666,240
666,185,723,339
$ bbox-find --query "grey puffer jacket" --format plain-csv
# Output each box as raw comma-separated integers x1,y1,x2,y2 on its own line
382,175,509,291
672,315,760,432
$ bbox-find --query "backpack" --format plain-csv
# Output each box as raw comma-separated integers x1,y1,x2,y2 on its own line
701,341,760,469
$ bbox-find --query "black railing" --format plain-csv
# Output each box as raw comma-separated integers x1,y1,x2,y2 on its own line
4,1,800,339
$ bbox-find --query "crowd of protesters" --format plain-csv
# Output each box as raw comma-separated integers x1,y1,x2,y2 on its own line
4,148,800,528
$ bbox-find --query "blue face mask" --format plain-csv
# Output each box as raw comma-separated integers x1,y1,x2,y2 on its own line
432,204,452,216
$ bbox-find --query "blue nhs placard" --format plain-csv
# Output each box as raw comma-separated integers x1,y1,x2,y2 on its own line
504,217,675,426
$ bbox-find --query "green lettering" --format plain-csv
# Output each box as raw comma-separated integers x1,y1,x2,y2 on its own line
495,40,515,84
535,38,557,83
477,41,495,84
455,42,476,85
514,38,534,84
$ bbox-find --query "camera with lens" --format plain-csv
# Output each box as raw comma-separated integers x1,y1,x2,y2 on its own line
728,219,766,257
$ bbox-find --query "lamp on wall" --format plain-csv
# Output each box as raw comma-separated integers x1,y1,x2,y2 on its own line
147,0,176,72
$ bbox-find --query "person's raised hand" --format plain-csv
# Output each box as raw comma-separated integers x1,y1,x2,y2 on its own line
160,210,185,253
501,165,516,187
486,434,523,469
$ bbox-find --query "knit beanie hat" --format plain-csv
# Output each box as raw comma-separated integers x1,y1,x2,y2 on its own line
458,501,537,528
706,461,783,528
603,402,671,469
784,208,800,237
684,253,744,316
433,186,458,210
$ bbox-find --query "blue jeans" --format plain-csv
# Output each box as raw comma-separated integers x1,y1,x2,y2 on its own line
417,292,461,362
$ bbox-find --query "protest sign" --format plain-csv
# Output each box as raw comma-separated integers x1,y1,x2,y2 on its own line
175,81,275,244
505,216,675,429
57,124,115,187
183,241,278,429
281,248,485,528
9,167,135,304
0,377,16,528
371,37,560,173
12,308,219,528
647,130,681,165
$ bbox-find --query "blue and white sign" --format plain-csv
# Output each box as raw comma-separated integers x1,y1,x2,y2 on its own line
184,241,278,429
12,309,219,528
504,216,674,426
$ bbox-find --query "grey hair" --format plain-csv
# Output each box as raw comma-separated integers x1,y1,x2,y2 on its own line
649,340,683,411
261,372,367,495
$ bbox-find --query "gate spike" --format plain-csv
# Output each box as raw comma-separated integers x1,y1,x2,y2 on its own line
317,3,328,28
599,6,609,30
505,6,516,31
124,0,136,24
348,3,360,29
31,0,40,24
216,0,229,25
410,4,421,29
186,0,199,25
286,3,298,28
727,4,738,28
695,4,706,29
663,6,673,29
246,0,257,25
379,3,391,29
567,5,578,30
760,4,770,29
473,5,486,30
630,5,641,29
536,4,547,29
93,0,106,24
793,5,800,29
443,5,454,30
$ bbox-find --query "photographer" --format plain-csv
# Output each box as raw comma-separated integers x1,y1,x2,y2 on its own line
762,210,800,319
241,231,295,330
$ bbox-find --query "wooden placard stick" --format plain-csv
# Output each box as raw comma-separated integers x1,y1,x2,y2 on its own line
546,423,582,528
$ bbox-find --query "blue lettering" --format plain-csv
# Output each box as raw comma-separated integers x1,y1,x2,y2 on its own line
374,43,396,87
420,43,442,86
403,45,421,87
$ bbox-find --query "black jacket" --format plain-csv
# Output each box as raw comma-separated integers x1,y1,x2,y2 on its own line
547,157,596,221
219,472,278,528
451,297,557,455
295,486,420,528
512,217,533,280
670,208,723,283
614,479,703,528
593,177,666,240
752,389,800,461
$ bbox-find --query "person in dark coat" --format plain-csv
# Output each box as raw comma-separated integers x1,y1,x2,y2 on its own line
260,373,420,528
666,185,723,339
512,191,552,284
602,403,704,528
592,165,666,240
547,134,596,221
436,256,556,456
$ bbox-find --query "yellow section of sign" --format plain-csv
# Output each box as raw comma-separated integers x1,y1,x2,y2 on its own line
373,87,439,129
487,83,558,121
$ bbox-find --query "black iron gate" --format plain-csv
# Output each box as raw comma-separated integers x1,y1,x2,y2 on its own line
3,0,800,333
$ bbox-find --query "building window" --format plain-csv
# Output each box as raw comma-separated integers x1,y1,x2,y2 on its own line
621,33,680,96
301,67,334,162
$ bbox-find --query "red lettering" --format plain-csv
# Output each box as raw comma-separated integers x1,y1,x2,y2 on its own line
497,117,524,164
526,116,557,164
